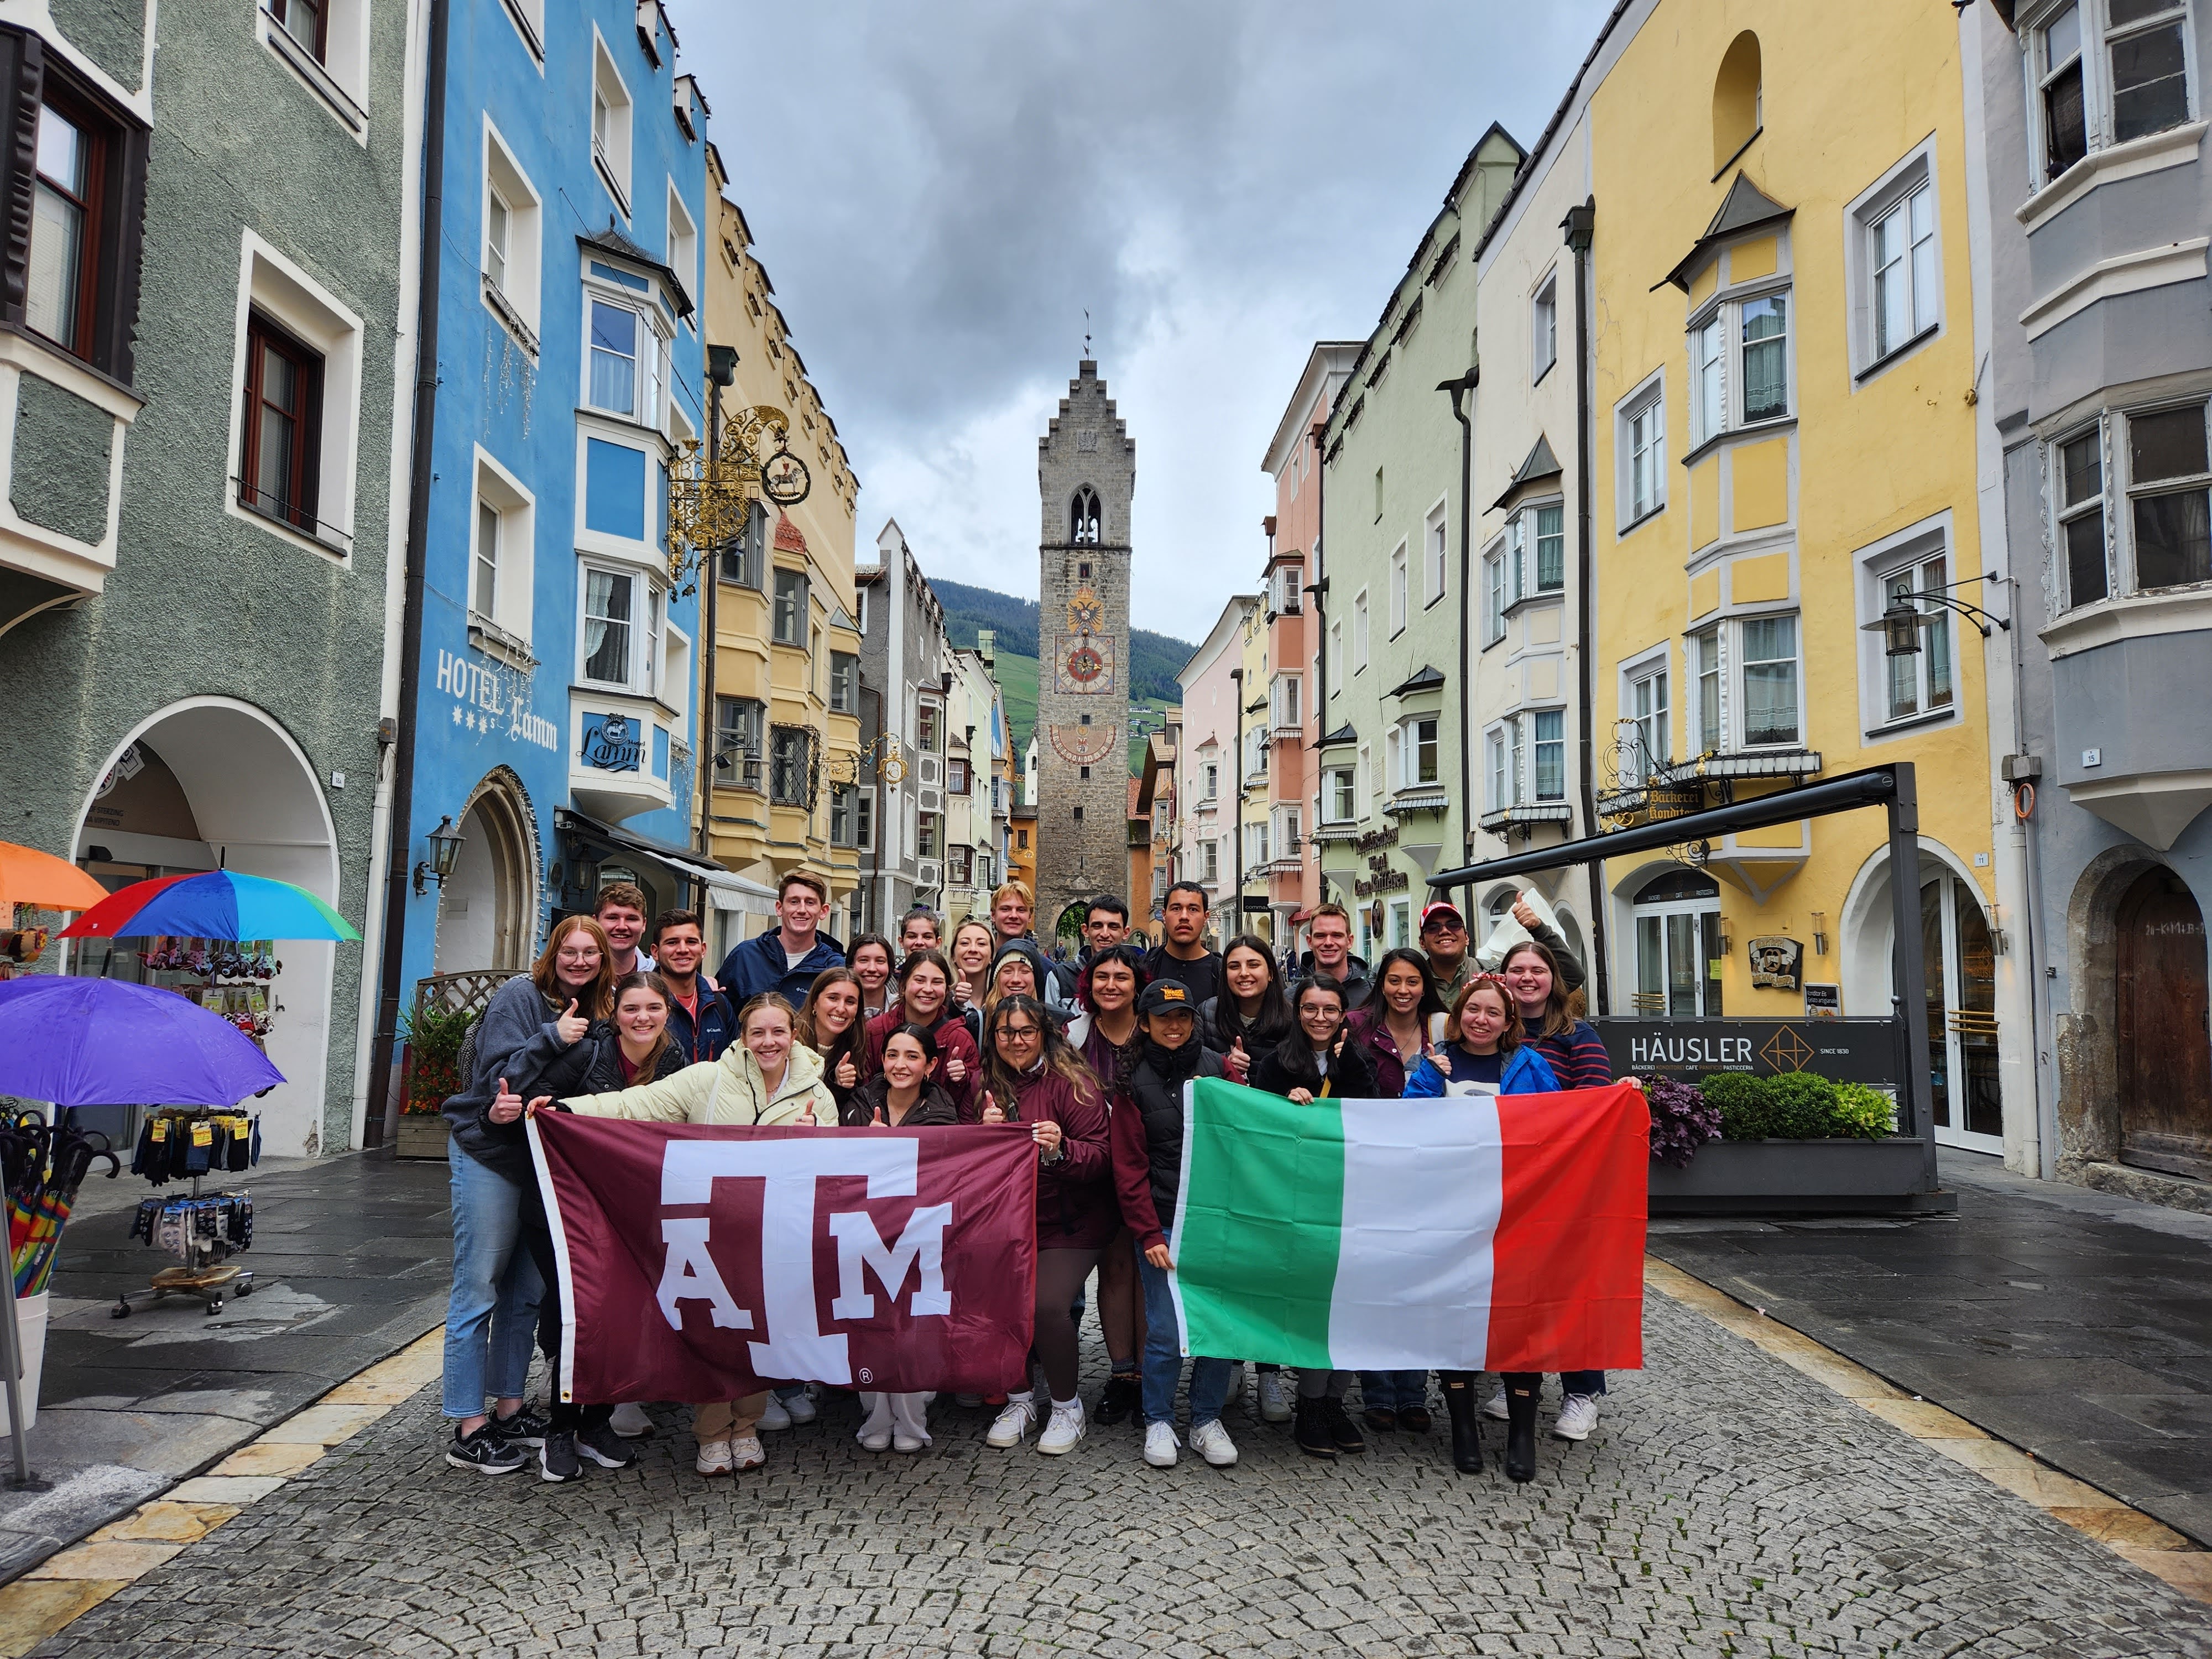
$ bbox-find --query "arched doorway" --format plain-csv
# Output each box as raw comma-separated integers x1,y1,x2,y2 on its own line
70,700,340,1159
1053,900,1086,944
2116,868,2211,1178
435,771,539,974
1630,868,1723,1019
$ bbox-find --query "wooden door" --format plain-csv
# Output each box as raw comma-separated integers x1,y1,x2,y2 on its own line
2118,869,2212,1178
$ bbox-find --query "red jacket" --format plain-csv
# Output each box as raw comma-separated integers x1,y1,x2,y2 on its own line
1345,1006,1412,1098
994,1064,1116,1249
861,1005,981,1118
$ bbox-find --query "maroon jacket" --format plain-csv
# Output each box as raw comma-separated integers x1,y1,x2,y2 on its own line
993,1063,1115,1249
860,1005,980,1118
1345,1006,1412,1098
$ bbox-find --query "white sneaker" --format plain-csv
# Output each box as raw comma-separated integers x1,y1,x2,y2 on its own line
609,1402,654,1439
1037,1400,1086,1455
986,1397,1039,1448
1257,1371,1293,1423
857,1425,891,1453
1142,1421,1179,1468
1480,1381,1510,1421
729,1432,765,1470
892,1430,928,1454
693,1437,733,1477
757,1396,792,1432
1190,1418,1239,1468
1553,1392,1600,1442
781,1390,818,1425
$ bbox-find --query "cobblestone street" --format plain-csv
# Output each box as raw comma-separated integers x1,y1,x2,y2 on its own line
35,1289,2212,1658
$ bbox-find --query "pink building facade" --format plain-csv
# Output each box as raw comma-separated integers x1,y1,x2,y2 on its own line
1175,595,1258,950
1259,343,1361,956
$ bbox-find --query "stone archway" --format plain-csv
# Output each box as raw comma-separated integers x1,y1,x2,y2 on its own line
69,698,341,1159
435,769,540,974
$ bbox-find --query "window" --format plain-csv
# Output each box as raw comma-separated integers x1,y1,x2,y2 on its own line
1273,804,1302,855
1246,822,1270,867
1373,466,1385,521
590,32,634,210
917,700,941,753
1245,726,1269,779
1271,674,1301,729
830,782,858,844
27,97,100,360
2028,0,2193,187
853,583,870,634
1358,742,1375,809
1627,664,1671,783
1396,717,1439,789
1690,287,1792,441
856,790,875,851
1353,588,1370,670
1201,840,1220,883
917,813,941,859
469,450,533,642
7,60,144,381
587,299,665,424
474,500,499,620
239,312,324,535
1389,543,1408,635
482,122,542,342
2128,403,2211,591
1535,504,1565,592
721,500,766,588
666,185,698,307
1071,486,1101,544
1324,765,1355,823
1533,276,1558,380
772,568,808,645
1739,615,1801,747
1328,618,1343,686
1509,717,1526,805
1488,727,1510,810
949,846,972,886
1870,184,1937,362
948,757,971,794
2059,425,2109,605
829,652,858,714
770,727,811,806
1483,547,1505,644
1426,504,1448,602
1273,562,1303,613
271,0,327,57
1622,379,1667,523
1203,761,1219,800
1533,710,1565,801
1692,628,1724,754
1879,553,1956,723
582,567,648,687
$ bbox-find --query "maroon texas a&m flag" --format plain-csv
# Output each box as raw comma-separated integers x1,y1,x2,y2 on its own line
528,1116,1039,1403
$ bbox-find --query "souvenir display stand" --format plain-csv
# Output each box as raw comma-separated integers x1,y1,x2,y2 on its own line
113,1108,260,1318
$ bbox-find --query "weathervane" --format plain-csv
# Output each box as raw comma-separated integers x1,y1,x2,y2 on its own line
1083,309,1091,358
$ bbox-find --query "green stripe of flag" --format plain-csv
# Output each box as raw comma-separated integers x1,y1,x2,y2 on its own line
1171,1077,1344,1367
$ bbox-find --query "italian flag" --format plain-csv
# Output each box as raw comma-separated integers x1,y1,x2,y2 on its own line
1168,1078,1649,1373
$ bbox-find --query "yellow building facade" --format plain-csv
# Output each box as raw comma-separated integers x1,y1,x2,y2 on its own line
697,144,866,945
1581,3,2013,1157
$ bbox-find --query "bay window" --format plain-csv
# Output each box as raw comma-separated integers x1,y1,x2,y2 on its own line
2028,0,2195,189
1394,716,1439,790
770,727,812,806
1533,709,1566,801
717,697,764,790
1483,547,1506,643
1628,665,1670,782
1689,288,1793,444
830,652,858,713
1739,615,1801,747
1692,627,1724,755
586,298,665,425
773,567,808,645
582,567,659,691
1324,765,1355,824
2055,402,2212,609
2060,425,2110,606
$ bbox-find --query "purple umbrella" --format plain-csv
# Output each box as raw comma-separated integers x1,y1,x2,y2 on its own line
0,978,285,1107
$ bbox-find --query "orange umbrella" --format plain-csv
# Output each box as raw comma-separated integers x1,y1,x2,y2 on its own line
0,842,109,914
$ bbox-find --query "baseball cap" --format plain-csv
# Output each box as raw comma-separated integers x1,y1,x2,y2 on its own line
1137,980,1196,1016
1420,901,1466,932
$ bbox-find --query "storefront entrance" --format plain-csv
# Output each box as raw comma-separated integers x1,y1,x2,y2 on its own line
1921,869,2001,1152
1632,869,1723,1019
2116,868,2212,1179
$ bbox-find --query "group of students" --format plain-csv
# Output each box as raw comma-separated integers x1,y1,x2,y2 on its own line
440,870,1619,1489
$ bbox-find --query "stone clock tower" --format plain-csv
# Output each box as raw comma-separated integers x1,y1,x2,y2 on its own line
1034,360,1135,937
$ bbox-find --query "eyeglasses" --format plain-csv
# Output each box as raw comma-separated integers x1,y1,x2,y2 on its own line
998,1024,1041,1041
556,949,600,963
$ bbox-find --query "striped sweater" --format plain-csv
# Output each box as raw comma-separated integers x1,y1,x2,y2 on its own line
1528,1018,1614,1089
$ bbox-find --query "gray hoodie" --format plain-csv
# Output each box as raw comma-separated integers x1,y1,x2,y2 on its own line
443,974,591,1183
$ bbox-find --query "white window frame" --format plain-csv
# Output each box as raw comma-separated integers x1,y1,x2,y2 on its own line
482,118,543,347
1271,672,1302,729
2022,0,2199,192
2053,416,2112,609
257,0,372,142
1621,648,1672,786
469,445,535,645
1690,625,1725,757
1533,272,1558,382
1358,742,1375,813
1323,763,1356,825
1203,761,1219,801
1481,542,1506,645
1846,141,1943,379
1394,714,1440,791
1486,724,1511,811
590,28,634,216
666,181,699,310
1855,515,1959,738
583,291,667,427
503,0,546,59
1734,612,1803,750
2121,399,2212,596
1531,708,1566,802
1425,498,1449,605
1616,370,1667,529
1389,541,1409,637
772,566,809,646
580,562,659,693
1328,617,1343,688
1200,839,1220,883
1688,273,1795,445
1352,587,1370,671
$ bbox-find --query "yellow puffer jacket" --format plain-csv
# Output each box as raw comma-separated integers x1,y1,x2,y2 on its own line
561,1041,836,1127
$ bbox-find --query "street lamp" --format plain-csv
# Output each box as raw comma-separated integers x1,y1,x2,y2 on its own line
1858,568,2012,657
414,816,465,895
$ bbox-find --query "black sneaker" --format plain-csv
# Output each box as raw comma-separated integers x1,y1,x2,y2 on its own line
491,1402,547,1448
1292,1396,1337,1460
540,1428,584,1483
576,1421,638,1469
1321,1396,1367,1454
446,1422,526,1475
1094,1375,1140,1427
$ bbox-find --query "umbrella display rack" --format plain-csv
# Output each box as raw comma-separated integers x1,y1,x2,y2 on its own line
113,1108,259,1319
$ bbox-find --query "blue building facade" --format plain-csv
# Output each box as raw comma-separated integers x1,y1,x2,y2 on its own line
394,0,709,1022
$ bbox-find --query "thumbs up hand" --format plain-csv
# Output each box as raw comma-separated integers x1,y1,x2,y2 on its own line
980,1091,1005,1124
1426,1042,1453,1077
555,999,588,1045
489,1079,523,1124
945,1050,967,1083
1225,1037,1249,1083
834,1052,858,1088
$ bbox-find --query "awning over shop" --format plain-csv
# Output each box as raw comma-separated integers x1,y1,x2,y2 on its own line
555,808,749,908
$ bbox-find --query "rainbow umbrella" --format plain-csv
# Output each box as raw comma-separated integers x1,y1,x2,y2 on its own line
59,871,360,943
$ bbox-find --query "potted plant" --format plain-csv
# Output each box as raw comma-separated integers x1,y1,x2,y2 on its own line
394,1001,476,1160
1646,1070,1940,1214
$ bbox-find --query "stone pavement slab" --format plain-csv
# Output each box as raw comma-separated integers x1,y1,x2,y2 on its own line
33,1291,2212,1658
0,1151,452,1584
1648,1146,2212,1548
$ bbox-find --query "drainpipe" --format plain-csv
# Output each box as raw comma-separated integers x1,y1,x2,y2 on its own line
1440,370,1478,899
1230,666,1245,925
700,346,738,859
1305,419,1330,917
366,0,450,1148
1563,198,1611,1015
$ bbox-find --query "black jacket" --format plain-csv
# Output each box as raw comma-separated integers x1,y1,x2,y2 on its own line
1144,945,1225,1008
1249,1034,1380,1099
842,1074,962,1129
1294,952,1373,1012
1197,995,1291,1058
461,1019,684,1178
1123,1042,1225,1241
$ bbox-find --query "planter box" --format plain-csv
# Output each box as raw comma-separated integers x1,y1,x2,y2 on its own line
394,1115,452,1161
1648,1136,1953,1216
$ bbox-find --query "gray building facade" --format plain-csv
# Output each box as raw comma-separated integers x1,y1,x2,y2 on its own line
854,518,949,935
1969,0,2212,1201
1033,360,1135,934
0,0,414,1156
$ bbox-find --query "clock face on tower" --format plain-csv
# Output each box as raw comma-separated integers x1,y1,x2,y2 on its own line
1067,586,1104,634
1066,645,1104,684
1052,635,1115,693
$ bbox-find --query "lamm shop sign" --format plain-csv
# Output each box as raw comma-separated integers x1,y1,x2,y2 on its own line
1592,1019,1900,1087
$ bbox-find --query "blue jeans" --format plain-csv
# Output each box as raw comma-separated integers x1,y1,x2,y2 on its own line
1137,1233,1234,1431
442,1140,544,1419
1358,1370,1430,1411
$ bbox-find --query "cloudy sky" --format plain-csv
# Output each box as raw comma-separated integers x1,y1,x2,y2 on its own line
666,1,1616,639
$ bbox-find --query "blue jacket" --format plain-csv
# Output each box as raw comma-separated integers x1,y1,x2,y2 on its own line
1403,1042,1560,1098
715,930,846,1009
665,981,737,1065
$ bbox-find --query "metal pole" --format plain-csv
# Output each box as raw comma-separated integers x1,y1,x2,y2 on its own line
1886,763,1941,1193
0,1129,43,1489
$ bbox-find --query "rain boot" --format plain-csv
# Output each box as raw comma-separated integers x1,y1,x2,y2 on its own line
1442,1372,1484,1475
1504,1381,1539,1483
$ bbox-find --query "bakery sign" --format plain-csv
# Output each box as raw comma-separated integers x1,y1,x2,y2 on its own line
1590,1018,1900,1086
